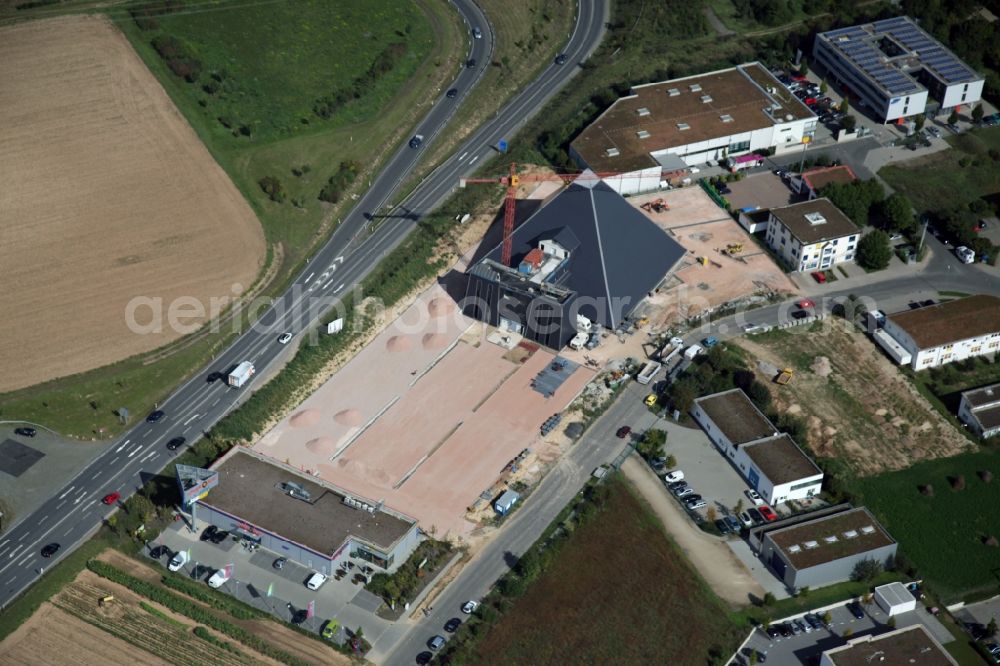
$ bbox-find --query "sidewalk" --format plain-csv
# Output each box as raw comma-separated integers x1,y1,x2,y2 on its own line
788,245,937,296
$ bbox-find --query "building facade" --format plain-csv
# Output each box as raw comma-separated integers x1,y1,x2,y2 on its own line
876,295,1000,370
691,389,823,504
757,505,897,590
814,16,983,123
765,199,859,271
958,383,1000,439
197,448,422,576
569,63,816,194
821,624,957,666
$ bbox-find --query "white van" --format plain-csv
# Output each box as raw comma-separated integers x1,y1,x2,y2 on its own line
955,246,975,264
167,550,188,572
207,568,230,588
306,572,328,590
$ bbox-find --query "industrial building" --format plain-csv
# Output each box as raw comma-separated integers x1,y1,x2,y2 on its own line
958,383,1000,439
691,389,823,505
814,16,983,124
569,62,816,194
871,295,1000,369
874,581,918,617
820,624,957,666
463,177,686,349
196,448,421,575
765,199,859,272
755,505,897,590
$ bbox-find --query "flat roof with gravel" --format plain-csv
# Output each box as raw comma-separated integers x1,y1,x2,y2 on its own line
202,449,415,555
766,506,894,570
888,294,1000,349
571,62,813,172
695,389,775,445
769,198,858,245
824,624,956,666
963,383,1000,408
743,434,822,485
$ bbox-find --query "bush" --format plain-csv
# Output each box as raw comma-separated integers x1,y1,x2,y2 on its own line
318,161,361,204
851,557,883,583
366,539,453,606
193,626,241,654
856,230,892,270
313,43,408,119
159,574,264,619
258,176,286,203
950,475,966,491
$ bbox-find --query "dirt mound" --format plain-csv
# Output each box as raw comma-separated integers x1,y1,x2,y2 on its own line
289,409,322,428
427,297,455,317
811,356,832,377
422,332,449,350
334,408,363,427
305,436,337,456
386,335,412,352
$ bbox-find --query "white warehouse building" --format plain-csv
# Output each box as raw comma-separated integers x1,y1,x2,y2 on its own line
873,295,1000,370
814,16,983,124
691,389,823,505
569,62,817,195
765,199,859,272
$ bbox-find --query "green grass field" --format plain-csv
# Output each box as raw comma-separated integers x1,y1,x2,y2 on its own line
880,127,1000,215
851,448,1000,603
468,480,743,664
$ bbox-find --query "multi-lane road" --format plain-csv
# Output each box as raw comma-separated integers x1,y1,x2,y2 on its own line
0,0,608,611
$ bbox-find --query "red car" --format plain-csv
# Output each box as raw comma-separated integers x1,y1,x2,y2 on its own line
616,426,632,439
796,299,816,309
810,271,826,284
759,505,778,522
102,492,121,505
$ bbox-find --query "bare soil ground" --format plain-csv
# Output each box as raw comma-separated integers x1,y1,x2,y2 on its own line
0,15,265,392
735,322,972,475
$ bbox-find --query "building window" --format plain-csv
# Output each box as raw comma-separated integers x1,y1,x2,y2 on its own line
728,140,751,153
964,83,969,91
905,96,910,104
961,93,967,102
903,106,908,114
849,235,858,242
789,479,819,492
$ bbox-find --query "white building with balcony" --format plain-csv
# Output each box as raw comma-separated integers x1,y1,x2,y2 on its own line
765,199,859,272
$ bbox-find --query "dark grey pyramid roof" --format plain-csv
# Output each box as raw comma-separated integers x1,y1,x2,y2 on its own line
479,177,686,329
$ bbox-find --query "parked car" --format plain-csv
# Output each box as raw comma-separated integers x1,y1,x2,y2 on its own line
306,573,328,590
810,271,827,284
101,492,121,505
796,299,816,309
14,427,36,437
738,512,753,527
778,622,793,637
201,525,218,541
444,617,462,632
616,425,632,439
791,309,810,320
745,489,765,505
650,456,666,471
41,543,60,558
210,530,229,544
702,336,719,348
715,519,732,534
742,323,771,335
747,508,764,524
428,635,446,651
759,506,778,522
461,600,479,614
168,550,188,572
166,436,186,451
146,410,165,423
765,625,781,638
664,470,684,483
955,245,975,264
208,568,230,588
805,613,824,630
796,618,811,633
847,602,865,619
724,515,741,532
686,498,707,510
674,486,694,498
790,619,802,635
684,494,703,503
321,620,339,640
273,557,287,570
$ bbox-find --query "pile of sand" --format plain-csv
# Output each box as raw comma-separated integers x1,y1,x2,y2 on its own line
422,332,449,350
811,356,832,377
334,408,363,427
428,297,455,317
289,409,322,428
305,436,337,456
386,335,412,352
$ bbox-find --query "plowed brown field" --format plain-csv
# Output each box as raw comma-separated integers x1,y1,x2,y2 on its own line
0,15,265,392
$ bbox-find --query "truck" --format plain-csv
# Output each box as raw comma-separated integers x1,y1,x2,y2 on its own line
636,361,662,385
774,368,794,385
568,331,589,350
228,361,255,388
683,344,703,360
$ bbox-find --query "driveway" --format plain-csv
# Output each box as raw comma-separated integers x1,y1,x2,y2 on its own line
621,455,764,606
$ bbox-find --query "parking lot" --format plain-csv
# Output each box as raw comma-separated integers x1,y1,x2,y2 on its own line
151,520,396,646
736,596,954,665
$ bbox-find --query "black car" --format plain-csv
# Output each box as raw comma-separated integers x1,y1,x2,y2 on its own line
416,652,433,665
778,622,793,637
41,543,60,558
555,53,568,65
765,625,781,639
444,617,462,632
791,309,810,320
146,410,165,423
715,519,732,534
445,88,458,99
166,436,186,451
409,134,424,149
466,58,476,68
847,602,865,619
274,557,288,570
747,508,764,524
149,545,168,559
14,427,37,437
201,525,218,542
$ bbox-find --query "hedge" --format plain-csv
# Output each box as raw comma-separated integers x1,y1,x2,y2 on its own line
193,625,242,654
160,573,265,620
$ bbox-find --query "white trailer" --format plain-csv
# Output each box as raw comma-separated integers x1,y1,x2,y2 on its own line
228,361,255,388
684,344,704,360
636,361,662,385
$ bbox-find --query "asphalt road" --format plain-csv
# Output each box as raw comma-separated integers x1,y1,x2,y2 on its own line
0,0,607,612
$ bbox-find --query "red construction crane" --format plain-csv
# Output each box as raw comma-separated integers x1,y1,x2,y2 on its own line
461,163,665,266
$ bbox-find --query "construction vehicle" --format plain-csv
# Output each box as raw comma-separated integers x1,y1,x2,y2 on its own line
640,198,668,213
637,360,662,385
98,595,114,607
774,368,794,385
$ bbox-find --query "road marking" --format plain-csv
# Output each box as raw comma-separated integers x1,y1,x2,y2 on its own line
0,540,7,549
58,486,75,500
142,431,151,438
38,515,47,525
64,527,75,536
18,533,27,543
91,471,101,480
334,284,344,294
213,397,221,407
304,271,315,283
182,426,191,434
73,491,87,505
308,282,319,292
128,446,144,459
8,545,22,559
183,413,199,426
116,439,131,453
469,154,479,164
323,279,335,290
459,151,468,160
18,552,32,566
56,500,65,510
